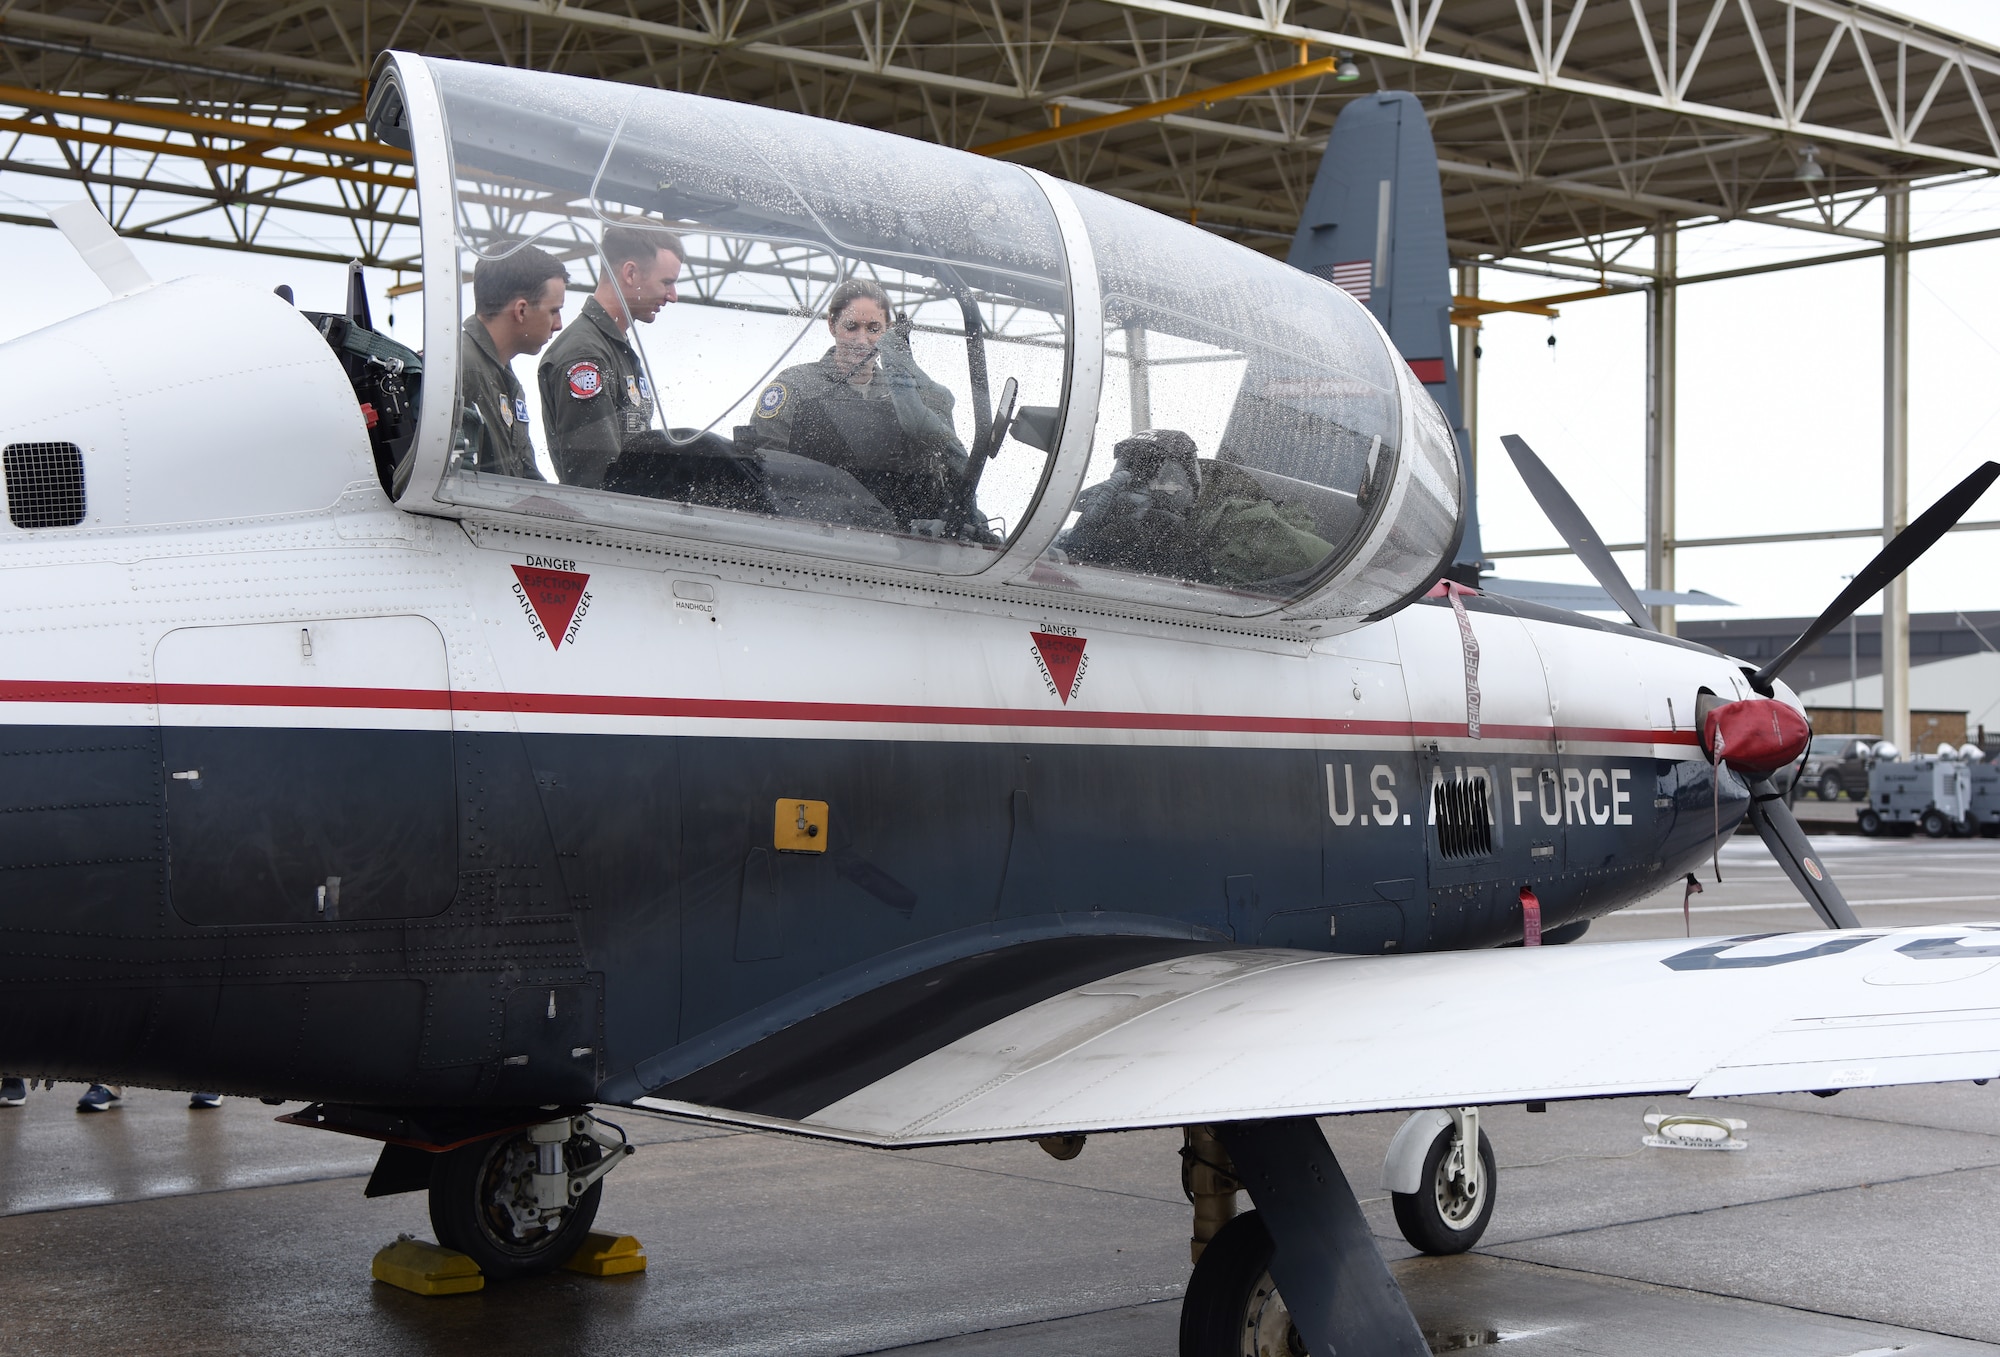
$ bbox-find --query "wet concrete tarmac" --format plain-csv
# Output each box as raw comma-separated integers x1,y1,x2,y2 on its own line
3,836,1998,1355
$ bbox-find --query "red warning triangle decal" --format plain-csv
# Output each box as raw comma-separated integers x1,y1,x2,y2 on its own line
512,565,589,650
1030,631,1087,705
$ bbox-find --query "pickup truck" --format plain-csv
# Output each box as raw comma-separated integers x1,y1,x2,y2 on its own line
1802,734,1878,801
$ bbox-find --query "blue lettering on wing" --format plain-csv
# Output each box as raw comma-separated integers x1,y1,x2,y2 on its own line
1897,933,2000,961
1661,933,1883,970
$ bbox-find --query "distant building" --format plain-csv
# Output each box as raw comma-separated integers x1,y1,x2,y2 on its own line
1678,611,2000,749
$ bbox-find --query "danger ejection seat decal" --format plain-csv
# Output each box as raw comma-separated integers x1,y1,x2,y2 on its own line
1030,629,1088,705
511,561,593,650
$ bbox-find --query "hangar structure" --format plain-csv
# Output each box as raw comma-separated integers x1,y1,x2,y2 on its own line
3,0,2000,746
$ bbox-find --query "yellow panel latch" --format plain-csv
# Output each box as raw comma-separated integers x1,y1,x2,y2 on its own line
775,798,829,853
371,1236,484,1296
562,1230,649,1277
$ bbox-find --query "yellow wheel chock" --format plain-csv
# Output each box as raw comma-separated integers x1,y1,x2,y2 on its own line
562,1231,648,1277
371,1236,484,1296
371,1230,646,1293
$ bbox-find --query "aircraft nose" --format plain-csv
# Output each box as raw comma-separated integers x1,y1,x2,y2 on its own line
1702,697,1810,778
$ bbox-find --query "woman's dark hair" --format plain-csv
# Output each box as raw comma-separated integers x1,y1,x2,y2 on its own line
826,277,892,321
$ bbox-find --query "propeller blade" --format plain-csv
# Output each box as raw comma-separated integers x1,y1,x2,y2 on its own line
1744,777,1859,929
1499,435,1655,632
1754,460,2000,690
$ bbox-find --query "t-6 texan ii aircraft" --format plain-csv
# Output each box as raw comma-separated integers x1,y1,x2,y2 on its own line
3,51,1998,1357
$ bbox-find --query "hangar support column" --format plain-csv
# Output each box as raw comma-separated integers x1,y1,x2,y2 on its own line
1882,185,1912,752
1645,221,1677,635
1456,263,1479,462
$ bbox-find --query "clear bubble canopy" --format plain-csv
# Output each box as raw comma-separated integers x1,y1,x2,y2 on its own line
371,53,1461,625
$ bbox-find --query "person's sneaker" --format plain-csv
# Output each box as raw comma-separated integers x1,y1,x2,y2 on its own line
188,1092,223,1109
76,1083,120,1113
0,1077,26,1106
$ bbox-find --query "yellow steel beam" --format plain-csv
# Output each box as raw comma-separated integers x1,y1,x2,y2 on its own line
972,55,1339,158
1449,285,1614,325
0,116,413,190
228,102,365,164
0,82,406,163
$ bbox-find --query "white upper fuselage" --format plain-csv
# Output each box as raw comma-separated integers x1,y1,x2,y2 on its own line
0,278,1755,853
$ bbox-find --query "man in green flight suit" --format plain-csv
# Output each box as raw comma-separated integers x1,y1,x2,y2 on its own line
538,224,684,488
459,242,569,480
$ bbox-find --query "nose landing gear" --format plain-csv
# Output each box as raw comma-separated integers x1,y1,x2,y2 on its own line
427,1113,634,1279
1385,1107,1497,1255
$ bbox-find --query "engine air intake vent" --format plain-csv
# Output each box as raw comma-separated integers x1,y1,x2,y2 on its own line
1433,778,1493,859
4,442,86,528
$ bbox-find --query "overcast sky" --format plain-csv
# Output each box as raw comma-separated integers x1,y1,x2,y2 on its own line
1,2,1995,627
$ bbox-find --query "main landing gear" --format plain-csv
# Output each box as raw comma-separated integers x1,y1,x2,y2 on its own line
1177,1111,1498,1357
307,1103,637,1281
427,1114,632,1278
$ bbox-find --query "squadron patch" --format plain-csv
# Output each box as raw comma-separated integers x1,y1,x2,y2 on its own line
567,361,603,399
625,374,641,404
756,381,789,418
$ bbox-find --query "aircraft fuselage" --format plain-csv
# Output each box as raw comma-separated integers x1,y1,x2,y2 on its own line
0,489,1752,1106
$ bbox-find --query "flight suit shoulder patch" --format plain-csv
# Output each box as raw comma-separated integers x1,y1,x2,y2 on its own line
567,361,604,399
756,381,789,419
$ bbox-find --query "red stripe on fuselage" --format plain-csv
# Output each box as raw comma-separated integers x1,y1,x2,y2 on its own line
0,678,1702,745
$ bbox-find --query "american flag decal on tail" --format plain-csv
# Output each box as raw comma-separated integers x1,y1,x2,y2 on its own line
1315,259,1373,303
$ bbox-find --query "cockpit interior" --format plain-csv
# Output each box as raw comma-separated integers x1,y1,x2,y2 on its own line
348,53,1464,628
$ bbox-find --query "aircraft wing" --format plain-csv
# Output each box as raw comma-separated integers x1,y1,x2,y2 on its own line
636,925,2000,1147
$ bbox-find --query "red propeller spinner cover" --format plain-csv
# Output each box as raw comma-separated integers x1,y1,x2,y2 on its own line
1702,698,1810,777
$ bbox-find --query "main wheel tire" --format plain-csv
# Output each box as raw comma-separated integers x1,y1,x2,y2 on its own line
1391,1124,1496,1256
1179,1211,1303,1357
1857,809,1882,836
1922,809,1948,838
1817,773,1842,801
428,1128,603,1280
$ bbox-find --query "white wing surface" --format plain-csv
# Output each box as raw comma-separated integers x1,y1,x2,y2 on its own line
638,925,2000,1146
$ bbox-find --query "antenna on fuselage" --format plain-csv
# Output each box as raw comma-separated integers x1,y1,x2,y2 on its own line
50,199,153,298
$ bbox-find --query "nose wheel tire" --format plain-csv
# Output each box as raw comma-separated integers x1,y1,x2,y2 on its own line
1179,1211,1305,1357
428,1128,603,1279
1390,1123,1496,1255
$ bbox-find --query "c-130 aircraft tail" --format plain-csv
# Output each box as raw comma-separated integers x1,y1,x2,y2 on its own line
1286,90,1482,582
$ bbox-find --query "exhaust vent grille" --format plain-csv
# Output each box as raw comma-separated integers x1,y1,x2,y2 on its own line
1433,777,1493,859
4,442,86,528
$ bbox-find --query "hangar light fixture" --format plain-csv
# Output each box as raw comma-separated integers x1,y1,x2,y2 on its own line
1796,144,1826,182
1335,53,1361,82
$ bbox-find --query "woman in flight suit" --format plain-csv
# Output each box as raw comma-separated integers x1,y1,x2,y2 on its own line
741,278,979,534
